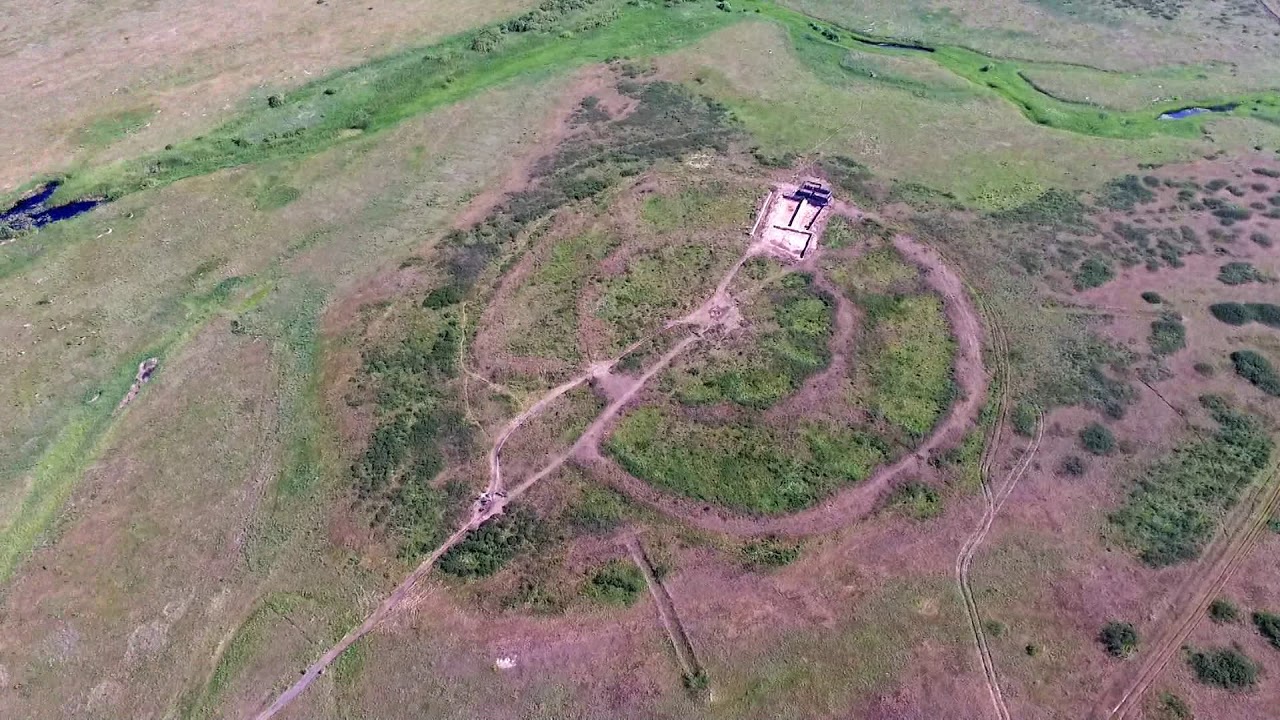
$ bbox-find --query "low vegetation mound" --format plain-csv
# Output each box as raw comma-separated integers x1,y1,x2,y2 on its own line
1098,621,1139,658
1148,315,1185,356
1110,396,1273,566
1151,693,1193,720
1254,611,1280,650
1187,646,1260,690
740,538,802,570
861,292,957,440
1231,350,1280,396
1209,598,1241,624
1209,302,1280,328
888,482,943,520
1218,262,1269,286
1080,422,1116,456
585,560,645,606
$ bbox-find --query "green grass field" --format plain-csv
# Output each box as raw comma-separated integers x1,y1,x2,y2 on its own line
607,406,885,514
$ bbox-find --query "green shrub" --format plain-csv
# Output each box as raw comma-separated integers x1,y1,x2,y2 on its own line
1140,291,1163,304
1011,401,1040,436
740,538,801,569
889,482,943,520
1149,316,1186,356
439,505,541,577
1254,167,1280,178
470,26,504,53
1111,397,1273,566
585,560,645,606
1151,693,1193,720
1249,303,1280,328
1231,350,1280,396
1099,175,1156,210
1188,647,1259,690
1218,262,1266,286
1252,232,1274,248
984,619,1007,637
1074,256,1114,291
1098,621,1138,658
1209,598,1241,624
1058,455,1087,476
1080,423,1116,455
1254,611,1280,650
422,285,463,309
1210,302,1252,325
1193,362,1215,376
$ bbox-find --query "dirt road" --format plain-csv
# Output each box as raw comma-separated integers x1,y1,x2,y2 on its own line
1096,460,1280,719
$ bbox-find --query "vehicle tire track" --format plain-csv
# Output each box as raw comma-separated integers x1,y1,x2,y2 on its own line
1097,459,1280,719
952,304,1031,720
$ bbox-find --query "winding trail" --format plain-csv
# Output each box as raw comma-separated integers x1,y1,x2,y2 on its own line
956,413,1043,720
1096,459,1280,720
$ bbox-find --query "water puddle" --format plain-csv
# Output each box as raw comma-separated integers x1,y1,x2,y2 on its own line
0,182,103,229
1158,103,1237,121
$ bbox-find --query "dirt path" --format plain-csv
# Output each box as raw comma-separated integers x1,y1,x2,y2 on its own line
1096,459,1280,720
625,535,705,686
253,215,756,720
955,410,1043,720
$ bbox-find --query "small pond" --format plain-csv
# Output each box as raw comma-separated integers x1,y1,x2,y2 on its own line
1,182,103,229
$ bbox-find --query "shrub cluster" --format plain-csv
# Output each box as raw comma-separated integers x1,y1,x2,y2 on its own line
1231,350,1280,396
1073,256,1114,291
1098,621,1139,658
1188,646,1259,690
1218,262,1267,286
1254,610,1280,650
1098,174,1156,210
1209,302,1280,328
1148,315,1186,356
439,505,542,577
1080,422,1116,455
1209,598,1241,624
